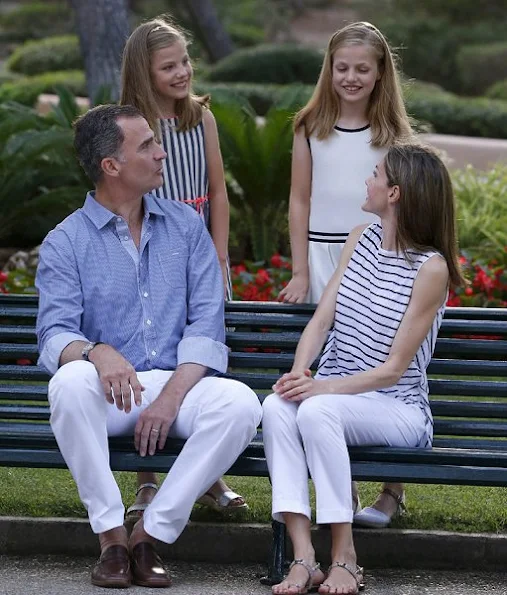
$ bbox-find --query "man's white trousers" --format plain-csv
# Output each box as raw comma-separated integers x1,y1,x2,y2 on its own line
48,361,262,543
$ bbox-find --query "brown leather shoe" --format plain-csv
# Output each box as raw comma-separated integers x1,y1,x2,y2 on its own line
91,544,131,588
131,542,171,587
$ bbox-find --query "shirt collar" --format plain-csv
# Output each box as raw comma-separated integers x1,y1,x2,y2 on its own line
83,191,166,229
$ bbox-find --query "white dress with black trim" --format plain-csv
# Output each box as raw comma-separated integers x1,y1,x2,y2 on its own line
307,125,387,303
316,223,447,448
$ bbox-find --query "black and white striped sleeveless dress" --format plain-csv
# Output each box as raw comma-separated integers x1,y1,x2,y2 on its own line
152,118,210,226
152,117,232,298
316,223,447,447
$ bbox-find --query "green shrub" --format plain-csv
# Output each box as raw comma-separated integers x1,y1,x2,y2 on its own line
228,23,265,47
197,81,315,116
7,35,82,76
456,42,507,96
206,44,323,85
0,71,86,107
380,16,506,93
486,79,507,101
0,68,20,86
392,0,507,24
201,81,507,139
405,86,507,139
0,88,89,247
452,164,507,264
0,2,73,41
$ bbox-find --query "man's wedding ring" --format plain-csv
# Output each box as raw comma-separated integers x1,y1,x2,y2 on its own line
151,428,159,434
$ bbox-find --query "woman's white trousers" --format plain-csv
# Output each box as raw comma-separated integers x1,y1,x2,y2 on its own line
262,391,426,524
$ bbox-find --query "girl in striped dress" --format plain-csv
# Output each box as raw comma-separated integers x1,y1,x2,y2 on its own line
263,145,464,594
120,17,245,524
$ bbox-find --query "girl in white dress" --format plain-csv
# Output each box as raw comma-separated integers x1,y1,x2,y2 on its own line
265,144,464,594
279,21,414,528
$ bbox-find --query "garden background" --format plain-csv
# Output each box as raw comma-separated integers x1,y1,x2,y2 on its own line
0,0,506,532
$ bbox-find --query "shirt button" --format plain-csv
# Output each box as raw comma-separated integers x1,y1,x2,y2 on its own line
124,236,129,241
143,292,149,297
151,350,157,356
116,217,121,222
146,319,152,325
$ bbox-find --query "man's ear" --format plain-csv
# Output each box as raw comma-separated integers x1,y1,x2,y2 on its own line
388,184,400,205
101,156,121,177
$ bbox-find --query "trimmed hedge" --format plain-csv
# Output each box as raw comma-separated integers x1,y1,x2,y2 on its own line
205,44,323,85
0,71,86,106
0,2,73,41
486,79,507,101
407,91,507,139
196,82,314,116
0,69,21,86
7,35,83,77
199,81,507,139
456,42,507,96
379,16,506,94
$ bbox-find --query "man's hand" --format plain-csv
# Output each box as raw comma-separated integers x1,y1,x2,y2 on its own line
273,369,330,402
89,344,144,413
134,397,180,456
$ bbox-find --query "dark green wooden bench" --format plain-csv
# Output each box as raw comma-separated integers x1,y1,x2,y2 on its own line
1,293,507,582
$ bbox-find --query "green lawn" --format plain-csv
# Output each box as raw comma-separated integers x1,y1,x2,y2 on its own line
1,468,506,533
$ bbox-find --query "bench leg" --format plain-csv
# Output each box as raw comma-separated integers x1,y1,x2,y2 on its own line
259,520,286,585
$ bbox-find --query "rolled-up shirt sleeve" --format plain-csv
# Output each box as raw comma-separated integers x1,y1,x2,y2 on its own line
176,213,229,373
36,230,88,375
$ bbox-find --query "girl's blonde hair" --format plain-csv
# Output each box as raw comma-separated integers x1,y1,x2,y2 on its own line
120,16,209,135
294,21,412,146
384,143,465,289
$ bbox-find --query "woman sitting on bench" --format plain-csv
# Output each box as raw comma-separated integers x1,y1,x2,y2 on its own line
262,143,465,595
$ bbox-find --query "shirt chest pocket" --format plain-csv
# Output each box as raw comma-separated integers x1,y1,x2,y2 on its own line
158,252,187,288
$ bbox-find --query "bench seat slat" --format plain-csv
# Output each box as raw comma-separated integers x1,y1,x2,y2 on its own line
225,332,507,357
227,353,507,376
0,364,49,381
4,399,507,423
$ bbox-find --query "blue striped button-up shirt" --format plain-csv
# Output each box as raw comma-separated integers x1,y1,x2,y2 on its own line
36,192,228,376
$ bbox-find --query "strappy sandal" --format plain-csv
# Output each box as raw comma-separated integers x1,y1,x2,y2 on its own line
124,482,158,529
353,487,406,528
196,489,249,513
275,559,322,594
320,561,365,594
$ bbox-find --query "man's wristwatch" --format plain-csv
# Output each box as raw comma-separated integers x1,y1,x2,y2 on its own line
81,341,103,362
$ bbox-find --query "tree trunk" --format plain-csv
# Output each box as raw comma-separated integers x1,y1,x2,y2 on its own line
179,0,234,63
68,0,130,102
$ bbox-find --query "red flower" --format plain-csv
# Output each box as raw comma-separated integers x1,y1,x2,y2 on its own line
270,254,283,268
0,271,7,283
242,285,259,300
464,287,474,296
255,269,271,286
232,264,246,274
447,295,462,307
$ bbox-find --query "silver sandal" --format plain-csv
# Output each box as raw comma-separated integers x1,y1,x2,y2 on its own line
125,482,158,518
353,487,406,528
321,561,365,593
276,559,321,594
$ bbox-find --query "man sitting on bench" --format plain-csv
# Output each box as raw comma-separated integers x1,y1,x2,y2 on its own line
35,104,262,589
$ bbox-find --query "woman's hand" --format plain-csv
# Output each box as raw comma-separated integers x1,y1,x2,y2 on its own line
273,369,330,402
278,273,309,303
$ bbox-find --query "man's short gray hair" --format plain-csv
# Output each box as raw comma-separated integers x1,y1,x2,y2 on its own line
73,104,144,184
